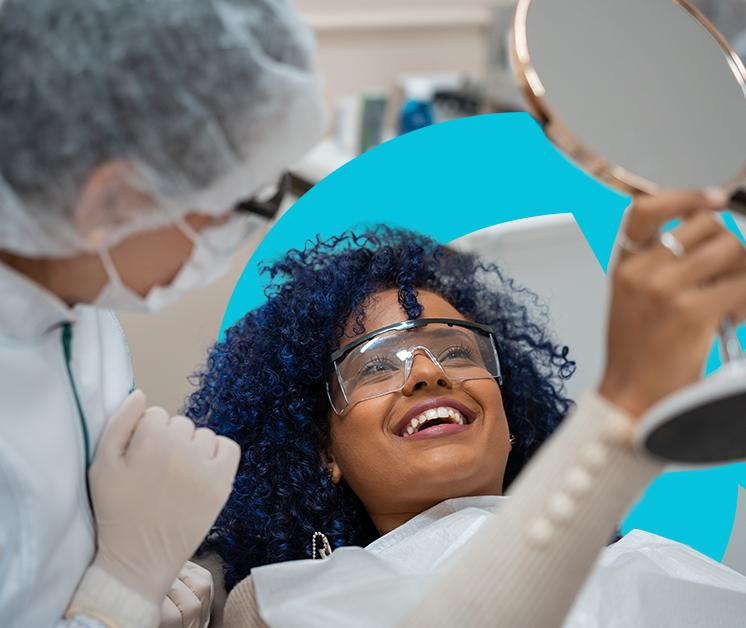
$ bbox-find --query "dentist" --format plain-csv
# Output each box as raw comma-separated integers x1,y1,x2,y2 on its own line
0,1,325,626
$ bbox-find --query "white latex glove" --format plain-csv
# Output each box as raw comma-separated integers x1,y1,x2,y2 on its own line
89,389,240,606
160,561,213,628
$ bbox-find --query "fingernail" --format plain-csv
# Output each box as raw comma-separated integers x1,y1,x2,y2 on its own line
705,187,729,207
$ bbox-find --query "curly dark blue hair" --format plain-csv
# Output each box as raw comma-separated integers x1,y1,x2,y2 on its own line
186,226,575,590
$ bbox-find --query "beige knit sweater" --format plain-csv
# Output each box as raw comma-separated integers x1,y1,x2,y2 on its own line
222,392,661,627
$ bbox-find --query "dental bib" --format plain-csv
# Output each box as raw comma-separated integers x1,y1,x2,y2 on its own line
251,496,501,628
250,496,746,627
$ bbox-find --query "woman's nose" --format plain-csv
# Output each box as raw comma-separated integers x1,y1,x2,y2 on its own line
401,351,453,395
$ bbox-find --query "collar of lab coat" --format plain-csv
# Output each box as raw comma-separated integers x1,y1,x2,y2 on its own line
0,262,77,339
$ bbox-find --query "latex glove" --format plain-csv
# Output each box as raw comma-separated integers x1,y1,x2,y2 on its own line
160,561,213,628
89,390,240,606
599,189,746,418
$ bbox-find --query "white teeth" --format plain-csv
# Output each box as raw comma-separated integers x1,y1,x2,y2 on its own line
401,406,467,436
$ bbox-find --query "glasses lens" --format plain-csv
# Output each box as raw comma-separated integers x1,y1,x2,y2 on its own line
335,331,404,405
330,323,499,412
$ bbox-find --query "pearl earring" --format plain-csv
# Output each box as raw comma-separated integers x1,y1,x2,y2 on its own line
311,531,332,559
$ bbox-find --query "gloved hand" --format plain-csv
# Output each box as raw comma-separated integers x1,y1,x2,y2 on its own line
159,561,213,628
89,389,240,606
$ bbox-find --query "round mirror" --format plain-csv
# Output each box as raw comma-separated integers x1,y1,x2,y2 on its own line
513,0,746,194
513,0,746,465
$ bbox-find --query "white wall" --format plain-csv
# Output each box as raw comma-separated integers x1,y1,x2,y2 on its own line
295,0,514,116
452,214,610,401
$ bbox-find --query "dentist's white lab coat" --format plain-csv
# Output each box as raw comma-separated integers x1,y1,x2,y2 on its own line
0,263,133,627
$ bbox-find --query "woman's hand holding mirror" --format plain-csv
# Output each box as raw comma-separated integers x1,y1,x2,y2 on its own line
514,0,746,463
599,190,746,420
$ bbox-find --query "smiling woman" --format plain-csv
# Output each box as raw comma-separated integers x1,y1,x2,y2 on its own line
187,191,746,628
325,291,520,536
187,226,574,580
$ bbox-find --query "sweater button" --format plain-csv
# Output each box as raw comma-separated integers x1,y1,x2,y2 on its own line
525,516,554,547
580,441,609,471
564,466,593,497
547,491,576,524
602,415,634,445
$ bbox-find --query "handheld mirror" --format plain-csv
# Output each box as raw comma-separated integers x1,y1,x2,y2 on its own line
512,0,746,464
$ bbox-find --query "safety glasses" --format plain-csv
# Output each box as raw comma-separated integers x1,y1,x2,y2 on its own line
326,317,503,415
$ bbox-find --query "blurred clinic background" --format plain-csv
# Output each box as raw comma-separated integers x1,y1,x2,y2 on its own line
119,0,746,413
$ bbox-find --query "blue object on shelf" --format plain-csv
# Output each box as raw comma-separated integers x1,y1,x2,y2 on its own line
399,99,434,135
398,78,435,135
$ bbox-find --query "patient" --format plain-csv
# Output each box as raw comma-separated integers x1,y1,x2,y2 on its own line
188,190,746,627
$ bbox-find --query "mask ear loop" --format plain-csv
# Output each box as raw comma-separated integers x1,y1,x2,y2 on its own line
174,218,200,245
98,247,127,290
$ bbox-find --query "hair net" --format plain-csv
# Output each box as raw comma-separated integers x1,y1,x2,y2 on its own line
0,0,326,257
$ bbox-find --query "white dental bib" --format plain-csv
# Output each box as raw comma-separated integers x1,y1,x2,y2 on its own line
251,496,502,628
251,496,746,627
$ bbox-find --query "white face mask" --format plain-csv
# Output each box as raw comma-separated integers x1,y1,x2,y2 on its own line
93,213,260,313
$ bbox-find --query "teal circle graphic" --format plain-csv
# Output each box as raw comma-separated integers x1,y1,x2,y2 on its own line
222,112,745,562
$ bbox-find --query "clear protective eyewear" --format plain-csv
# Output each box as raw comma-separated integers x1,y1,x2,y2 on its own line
326,317,503,415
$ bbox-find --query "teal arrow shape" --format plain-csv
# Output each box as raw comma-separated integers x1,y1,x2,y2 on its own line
220,112,745,562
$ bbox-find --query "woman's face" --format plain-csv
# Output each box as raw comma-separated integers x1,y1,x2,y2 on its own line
327,288,511,534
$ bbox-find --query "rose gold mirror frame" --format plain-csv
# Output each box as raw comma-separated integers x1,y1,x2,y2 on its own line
511,0,746,198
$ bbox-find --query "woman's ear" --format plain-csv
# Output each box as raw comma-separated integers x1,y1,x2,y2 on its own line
74,160,158,248
322,449,343,485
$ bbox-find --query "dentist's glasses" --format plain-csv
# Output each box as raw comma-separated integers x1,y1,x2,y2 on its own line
326,318,503,415
198,171,290,253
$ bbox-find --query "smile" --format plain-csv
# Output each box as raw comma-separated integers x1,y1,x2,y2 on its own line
394,398,477,439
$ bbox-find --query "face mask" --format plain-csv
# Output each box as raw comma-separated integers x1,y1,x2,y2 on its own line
93,213,259,313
